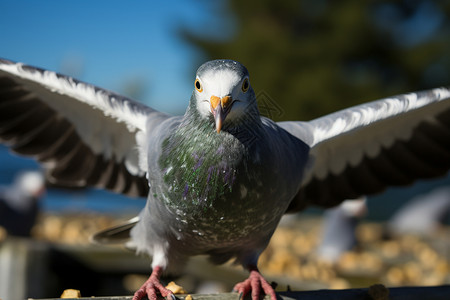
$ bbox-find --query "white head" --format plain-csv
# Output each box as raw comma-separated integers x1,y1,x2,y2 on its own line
193,60,257,132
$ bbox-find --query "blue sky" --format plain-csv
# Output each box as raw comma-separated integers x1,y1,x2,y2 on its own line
0,1,234,211
0,0,232,114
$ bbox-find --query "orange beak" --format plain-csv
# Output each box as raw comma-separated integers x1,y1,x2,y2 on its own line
210,95,232,133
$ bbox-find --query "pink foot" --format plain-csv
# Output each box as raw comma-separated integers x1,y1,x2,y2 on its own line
233,266,277,300
132,266,174,300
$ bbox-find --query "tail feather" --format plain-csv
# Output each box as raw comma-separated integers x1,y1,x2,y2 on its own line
91,216,139,245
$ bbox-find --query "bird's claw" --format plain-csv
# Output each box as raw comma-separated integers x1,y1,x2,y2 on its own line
132,266,174,300
233,269,277,300
132,280,174,300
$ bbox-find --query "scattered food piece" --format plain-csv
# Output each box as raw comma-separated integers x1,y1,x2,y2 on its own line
166,281,187,294
60,289,81,298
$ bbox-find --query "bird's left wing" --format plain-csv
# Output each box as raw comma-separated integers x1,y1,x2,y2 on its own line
278,87,450,211
0,58,169,197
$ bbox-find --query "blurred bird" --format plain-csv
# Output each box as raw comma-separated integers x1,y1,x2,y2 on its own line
1,58,450,300
0,170,45,236
317,197,367,263
388,186,450,235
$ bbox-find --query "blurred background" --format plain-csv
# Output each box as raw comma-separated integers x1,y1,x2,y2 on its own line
1,0,450,299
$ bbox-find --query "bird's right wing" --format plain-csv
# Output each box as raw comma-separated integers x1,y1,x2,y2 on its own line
279,87,450,211
0,58,171,197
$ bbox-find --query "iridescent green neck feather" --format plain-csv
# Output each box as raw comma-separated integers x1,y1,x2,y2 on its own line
159,96,262,216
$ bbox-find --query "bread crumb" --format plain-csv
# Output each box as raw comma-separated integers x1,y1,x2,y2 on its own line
60,289,81,298
165,281,187,294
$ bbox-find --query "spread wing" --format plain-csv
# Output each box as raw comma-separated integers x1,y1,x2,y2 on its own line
278,87,450,211
0,58,170,197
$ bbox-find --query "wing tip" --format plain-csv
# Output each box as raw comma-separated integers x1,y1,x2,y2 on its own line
90,216,139,245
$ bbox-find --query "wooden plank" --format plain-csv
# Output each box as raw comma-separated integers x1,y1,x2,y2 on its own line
32,284,450,300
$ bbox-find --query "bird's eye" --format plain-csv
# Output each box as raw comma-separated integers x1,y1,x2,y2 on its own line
195,79,203,92
241,78,249,93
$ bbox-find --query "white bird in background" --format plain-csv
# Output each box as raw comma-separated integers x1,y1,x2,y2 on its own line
317,197,367,263
388,186,450,235
0,58,450,300
0,170,45,236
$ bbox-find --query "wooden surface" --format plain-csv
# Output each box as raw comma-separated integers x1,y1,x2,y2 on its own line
33,285,450,300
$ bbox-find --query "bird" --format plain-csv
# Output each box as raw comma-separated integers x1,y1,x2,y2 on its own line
317,197,367,263
388,186,450,235
0,170,45,236
1,58,450,300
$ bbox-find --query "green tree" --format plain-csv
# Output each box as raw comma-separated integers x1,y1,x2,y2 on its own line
183,0,450,121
